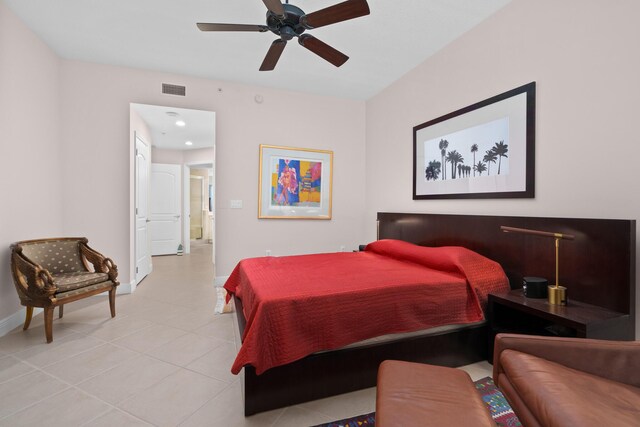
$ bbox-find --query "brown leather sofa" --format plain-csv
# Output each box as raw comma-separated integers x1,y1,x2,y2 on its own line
493,333,640,426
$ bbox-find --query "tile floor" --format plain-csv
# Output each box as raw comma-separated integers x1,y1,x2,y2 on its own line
0,241,492,426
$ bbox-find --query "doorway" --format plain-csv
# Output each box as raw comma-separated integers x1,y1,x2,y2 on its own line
131,103,216,288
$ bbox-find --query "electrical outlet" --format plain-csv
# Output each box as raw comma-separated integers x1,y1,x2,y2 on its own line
340,245,346,252
266,250,271,256
230,200,243,209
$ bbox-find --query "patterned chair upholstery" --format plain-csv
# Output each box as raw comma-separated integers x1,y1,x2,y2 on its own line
10,237,119,343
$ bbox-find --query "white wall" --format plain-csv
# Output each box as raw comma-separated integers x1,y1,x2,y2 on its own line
0,3,63,323
365,0,640,336
58,61,366,286
152,147,214,166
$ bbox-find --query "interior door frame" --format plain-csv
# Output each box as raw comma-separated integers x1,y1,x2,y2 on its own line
130,103,216,293
183,165,191,255
183,161,215,257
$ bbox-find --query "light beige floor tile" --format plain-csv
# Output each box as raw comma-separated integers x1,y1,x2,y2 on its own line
53,302,123,328
0,388,110,427
0,356,34,384
146,332,223,367
458,360,493,381
159,307,218,332
298,386,377,420
23,304,88,328
123,300,175,316
180,380,283,427
186,341,237,383
84,408,153,427
109,294,152,316
270,406,334,427
112,324,187,353
130,302,193,324
192,313,235,342
77,354,179,405
0,371,68,418
169,291,218,310
0,322,76,354
13,332,104,368
86,316,154,341
119,368,228,426
41,343,137,384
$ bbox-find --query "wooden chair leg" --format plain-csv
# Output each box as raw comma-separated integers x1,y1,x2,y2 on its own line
23,306,34,331
108,288,116,318
44,306,54,343
59,305,64,319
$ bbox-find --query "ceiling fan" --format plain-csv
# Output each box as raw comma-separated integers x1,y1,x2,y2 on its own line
197,0,370,71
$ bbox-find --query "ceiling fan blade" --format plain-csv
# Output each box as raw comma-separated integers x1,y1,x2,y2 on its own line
262,0,285,17
298,34,348,67
197,23,269,32
301,0,370,29
260,39,287,71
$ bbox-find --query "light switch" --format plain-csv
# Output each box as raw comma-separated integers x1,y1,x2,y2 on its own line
230,200,243,209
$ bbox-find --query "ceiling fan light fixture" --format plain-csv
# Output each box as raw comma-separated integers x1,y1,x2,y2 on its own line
197,0,370,71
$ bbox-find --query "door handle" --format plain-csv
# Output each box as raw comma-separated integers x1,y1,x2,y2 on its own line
174,215,181,219
146,219,151,223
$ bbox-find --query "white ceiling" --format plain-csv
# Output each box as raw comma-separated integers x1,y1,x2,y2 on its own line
132,104,216,150
5,0,512,100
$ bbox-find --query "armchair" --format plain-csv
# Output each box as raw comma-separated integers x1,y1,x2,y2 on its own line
10,237,119,343
493,333,640,426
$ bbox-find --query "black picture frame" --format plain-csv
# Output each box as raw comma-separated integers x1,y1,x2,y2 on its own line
413,82,535,200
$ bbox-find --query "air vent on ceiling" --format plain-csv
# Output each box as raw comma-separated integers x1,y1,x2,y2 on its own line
162,83,186,96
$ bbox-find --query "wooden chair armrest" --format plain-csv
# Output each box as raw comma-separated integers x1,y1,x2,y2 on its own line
493,333,640,388
79,242,119,283
11,251,57,299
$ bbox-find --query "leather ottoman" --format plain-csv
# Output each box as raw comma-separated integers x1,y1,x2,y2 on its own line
376,360,495,426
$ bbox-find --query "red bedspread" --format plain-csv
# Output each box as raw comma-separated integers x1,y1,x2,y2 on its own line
224,239,509,375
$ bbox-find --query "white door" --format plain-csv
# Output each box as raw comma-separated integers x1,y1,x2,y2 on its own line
135,134,151,283
150,164,182,255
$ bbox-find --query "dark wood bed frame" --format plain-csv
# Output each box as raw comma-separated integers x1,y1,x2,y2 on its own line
234,213,636,415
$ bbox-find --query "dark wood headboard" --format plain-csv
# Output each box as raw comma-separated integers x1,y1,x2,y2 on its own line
378,213,635,323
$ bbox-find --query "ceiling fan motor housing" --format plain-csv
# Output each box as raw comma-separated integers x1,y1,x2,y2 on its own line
266,4,307,40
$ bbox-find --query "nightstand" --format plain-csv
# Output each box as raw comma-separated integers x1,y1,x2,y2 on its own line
487,289,631,362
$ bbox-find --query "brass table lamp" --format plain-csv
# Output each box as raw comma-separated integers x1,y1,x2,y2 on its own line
501,226,575,306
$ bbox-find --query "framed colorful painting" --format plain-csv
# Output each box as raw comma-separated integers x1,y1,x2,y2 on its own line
413,82,535,199
258,145,333,219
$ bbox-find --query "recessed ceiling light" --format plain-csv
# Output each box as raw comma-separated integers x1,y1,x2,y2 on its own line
176,120,186,127
185,141,193,146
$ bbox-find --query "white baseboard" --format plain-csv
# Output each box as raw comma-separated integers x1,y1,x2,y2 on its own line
214,276,229,287
0,307,44,338
116,279,137,295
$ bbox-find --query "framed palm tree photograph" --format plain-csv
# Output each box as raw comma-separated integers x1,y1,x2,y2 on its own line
413,82,535,199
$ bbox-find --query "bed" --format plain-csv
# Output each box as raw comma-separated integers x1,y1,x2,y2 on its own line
227,213,636,415
225,240,509,375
